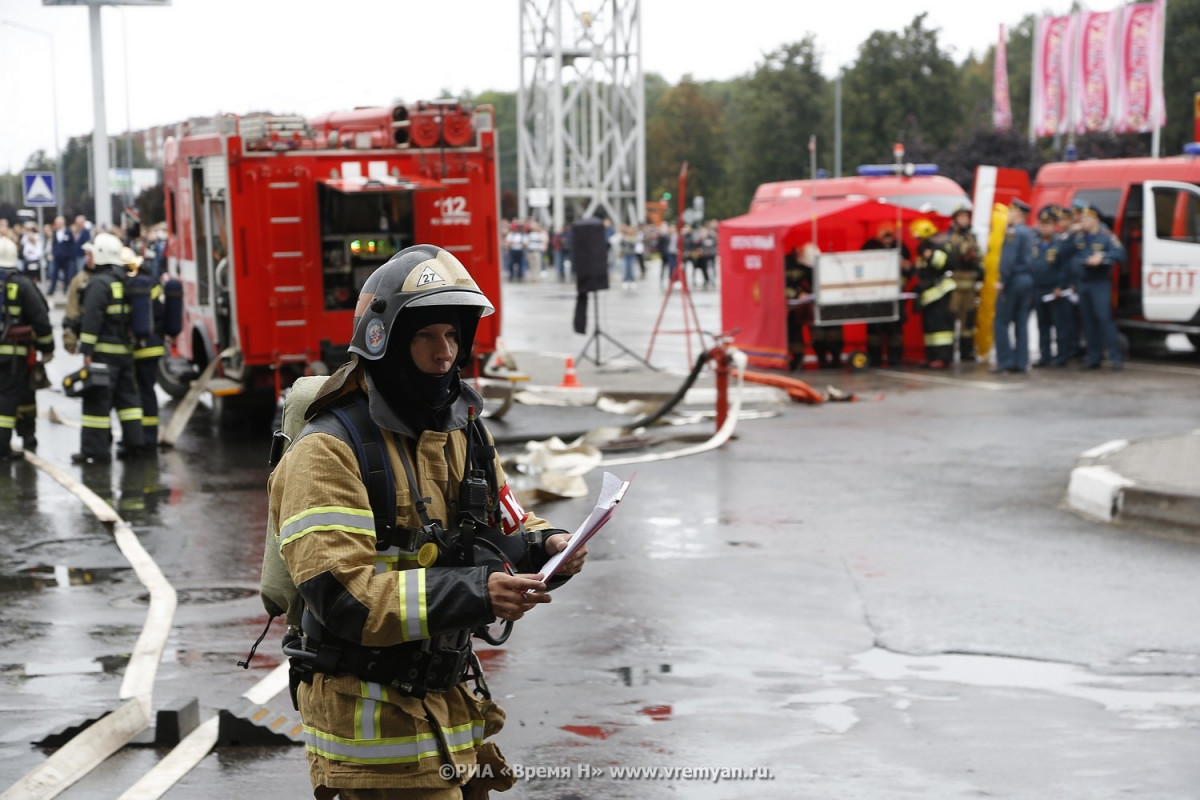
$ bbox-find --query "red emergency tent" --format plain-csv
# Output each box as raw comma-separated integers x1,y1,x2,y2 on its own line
719,197,948,370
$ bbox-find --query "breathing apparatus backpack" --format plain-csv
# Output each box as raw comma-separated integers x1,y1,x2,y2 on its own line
243,376,534,672
161,277,183,338
124,270,156,341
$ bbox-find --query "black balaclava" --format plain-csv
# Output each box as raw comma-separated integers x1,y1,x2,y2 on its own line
366,306,469,433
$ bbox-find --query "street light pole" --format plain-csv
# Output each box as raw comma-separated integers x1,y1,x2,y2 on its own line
117,6,133,213
0,20,62,218
88,2,112,229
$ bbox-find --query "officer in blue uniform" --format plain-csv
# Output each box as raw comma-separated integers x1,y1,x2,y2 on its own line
1030,208,1063,367
1050,205,1082,365
992,199,1037,374
1069,203,1125,370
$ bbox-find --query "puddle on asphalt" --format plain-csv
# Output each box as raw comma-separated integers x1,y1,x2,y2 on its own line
129,586,258,606
0,566,128,592
790,648,1200,734
22,652,129,677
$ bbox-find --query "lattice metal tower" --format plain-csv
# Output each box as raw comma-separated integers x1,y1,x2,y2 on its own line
517,0,645,231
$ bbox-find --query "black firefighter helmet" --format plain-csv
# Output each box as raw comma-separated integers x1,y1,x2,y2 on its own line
348,245,495,366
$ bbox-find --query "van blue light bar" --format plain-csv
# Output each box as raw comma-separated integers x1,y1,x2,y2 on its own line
856,163,940,177
1184,142,1200,156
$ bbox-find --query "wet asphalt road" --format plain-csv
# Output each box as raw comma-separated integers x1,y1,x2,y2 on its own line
2,272,1200,799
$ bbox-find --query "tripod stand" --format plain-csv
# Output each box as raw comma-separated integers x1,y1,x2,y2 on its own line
576,290,655,368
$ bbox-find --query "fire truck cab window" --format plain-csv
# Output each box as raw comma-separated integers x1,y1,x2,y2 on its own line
1150,185,1200,243
318,185,415,310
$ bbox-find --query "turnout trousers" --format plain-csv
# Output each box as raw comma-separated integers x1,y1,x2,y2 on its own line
134,355,160,447
81,353,144,457
0,358,29,453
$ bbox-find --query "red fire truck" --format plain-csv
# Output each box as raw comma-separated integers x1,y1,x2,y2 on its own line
160,100,503,414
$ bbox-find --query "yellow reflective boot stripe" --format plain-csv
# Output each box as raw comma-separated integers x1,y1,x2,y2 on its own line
397,569,428,641
279,506,374,547
117,407,144,422
0,416,14,430
141,416,159,427
95,342,131,354
925,331,955,346
81,414,112,429
133,345,166,359
356,681,387,740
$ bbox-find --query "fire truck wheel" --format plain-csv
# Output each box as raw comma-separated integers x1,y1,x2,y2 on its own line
157,356,197,400
848,351,870,372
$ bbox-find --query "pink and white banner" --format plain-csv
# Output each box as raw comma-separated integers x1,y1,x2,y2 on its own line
994,24,1012,131
1074,11,1119,134
1031,15,1074,138
1115,0,1167,133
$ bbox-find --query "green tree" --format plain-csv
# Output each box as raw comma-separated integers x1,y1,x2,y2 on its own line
471,90,518,198
1162,0,1200,155
646,77,726,220
841,14,965,170
723,37,829,216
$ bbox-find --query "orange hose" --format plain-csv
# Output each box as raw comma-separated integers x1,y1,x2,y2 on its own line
742,370,825,404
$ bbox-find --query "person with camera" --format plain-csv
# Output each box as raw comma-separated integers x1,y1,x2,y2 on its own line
269,245,586,799
0,237,54,458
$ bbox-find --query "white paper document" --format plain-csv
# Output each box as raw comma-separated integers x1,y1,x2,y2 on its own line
539,471,631,583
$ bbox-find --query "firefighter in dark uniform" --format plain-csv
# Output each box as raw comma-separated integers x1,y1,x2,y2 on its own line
862,224,913,367
910,218,955,368
1051,205,1082,365
992,199,1037,374
74,232,145,465
0,237,55,458
945,203,983,363
123,246,165,448
1031,208,1063,366
1069,203,1126,370
784,244,814,371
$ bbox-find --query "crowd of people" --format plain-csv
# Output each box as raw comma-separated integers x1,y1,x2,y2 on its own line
0,214,173,465
501,217,719,290
785,199,1127,373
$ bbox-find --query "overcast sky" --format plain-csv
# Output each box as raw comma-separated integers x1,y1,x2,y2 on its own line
0,0,1070,171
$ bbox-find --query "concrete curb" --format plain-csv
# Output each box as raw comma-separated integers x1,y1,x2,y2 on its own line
1068,433,1200,530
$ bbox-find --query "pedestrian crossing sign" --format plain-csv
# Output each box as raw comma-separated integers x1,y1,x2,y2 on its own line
22,172,56,207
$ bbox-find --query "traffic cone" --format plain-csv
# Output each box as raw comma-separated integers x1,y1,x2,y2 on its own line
558,357,583,388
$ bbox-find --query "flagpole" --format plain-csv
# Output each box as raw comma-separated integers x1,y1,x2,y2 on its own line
1151,0,1167,157
1029,17,1038,145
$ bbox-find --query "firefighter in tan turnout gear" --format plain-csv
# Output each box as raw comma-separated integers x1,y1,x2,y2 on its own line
269,245,587,799
944,203,983,362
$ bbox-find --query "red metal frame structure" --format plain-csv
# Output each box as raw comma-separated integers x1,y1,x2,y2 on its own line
161,101,503,406
646,162,705,366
